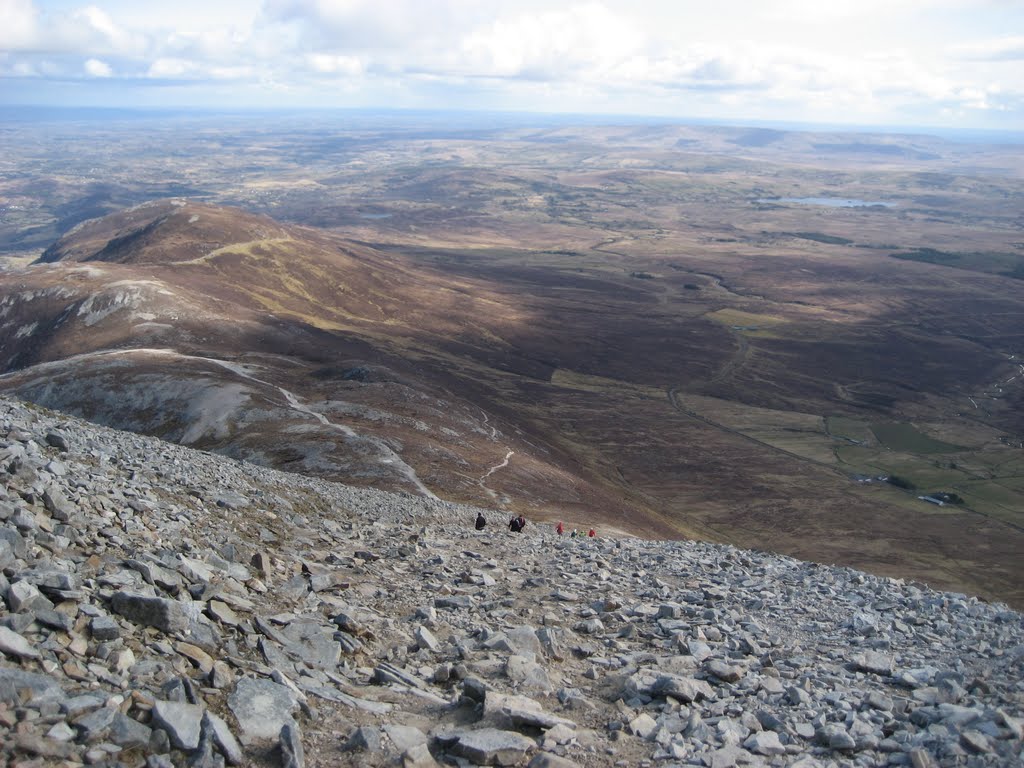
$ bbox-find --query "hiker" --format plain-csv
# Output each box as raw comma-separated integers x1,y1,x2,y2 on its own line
475,512,486,530
570,529,578,538
556,521,564,536
509,516,520,532
588,528,596,538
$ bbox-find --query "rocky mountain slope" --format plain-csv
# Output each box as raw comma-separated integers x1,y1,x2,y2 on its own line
1,394,1022,767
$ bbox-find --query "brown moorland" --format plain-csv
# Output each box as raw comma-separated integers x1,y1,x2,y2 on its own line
0,114,1022,606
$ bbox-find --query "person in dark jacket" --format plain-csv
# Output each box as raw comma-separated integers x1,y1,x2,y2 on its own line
475,512,486,530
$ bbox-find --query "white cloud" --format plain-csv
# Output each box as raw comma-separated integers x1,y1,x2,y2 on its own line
457,3,642,80
0,0,1021,128
952,35,1024,62
0,0,37,49
306,52,363,76
84,57,111,77
147,57,195,78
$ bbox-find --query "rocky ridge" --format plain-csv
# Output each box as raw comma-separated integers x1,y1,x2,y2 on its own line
0,394,1021,768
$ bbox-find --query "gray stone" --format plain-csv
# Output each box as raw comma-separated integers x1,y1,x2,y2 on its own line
506,654,552,691
705,659,744,683
402,742,441,767
446,728,537,766
346,726,383,752
13,733,77,759
654,674,714,702
45,430,70,451
483,692,577,730
852,650,894,675
110,712,153,749
227,677,298,744
628,712,659,739
0,625,41,659
110,591,190,634
385,723,428,752
8,580,52,612
74,706,118,743
960,730,992,753
415,625,441,652
204,711,244,766
279,722,305,768
152,699,204,750
743,730,785,756
817,724,856,750
91,614,121,641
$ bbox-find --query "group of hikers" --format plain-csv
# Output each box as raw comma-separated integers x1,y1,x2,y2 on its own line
473,511,595,538
556,520,596,538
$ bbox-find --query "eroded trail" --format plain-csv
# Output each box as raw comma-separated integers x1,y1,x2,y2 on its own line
28,348,441,500
478,449,514,503
203,356,439,500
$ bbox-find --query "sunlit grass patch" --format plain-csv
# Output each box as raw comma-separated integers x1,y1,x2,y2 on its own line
870,422,966,453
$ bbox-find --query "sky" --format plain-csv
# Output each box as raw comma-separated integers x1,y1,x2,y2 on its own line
1,0,1023,131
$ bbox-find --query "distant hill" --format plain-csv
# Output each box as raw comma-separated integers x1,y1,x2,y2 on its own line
1,198,1023,608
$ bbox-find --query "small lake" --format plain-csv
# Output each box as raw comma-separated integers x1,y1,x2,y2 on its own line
358,213,393,219
758,197,895,208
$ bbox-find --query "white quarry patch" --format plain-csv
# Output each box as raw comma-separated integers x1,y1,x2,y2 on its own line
180,383,253,444
0,346,440,499
68,264,107,277
15,322,38,339
76,286,159,327
189,215,200,223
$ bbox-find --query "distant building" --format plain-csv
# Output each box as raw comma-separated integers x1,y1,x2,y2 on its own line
918,495,945,506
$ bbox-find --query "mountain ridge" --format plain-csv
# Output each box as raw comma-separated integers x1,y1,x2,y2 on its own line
1,199,1023,610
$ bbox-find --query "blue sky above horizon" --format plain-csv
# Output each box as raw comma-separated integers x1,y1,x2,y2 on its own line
2,0,1022,131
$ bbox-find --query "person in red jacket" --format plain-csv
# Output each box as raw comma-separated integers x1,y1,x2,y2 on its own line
556,521,564,536
588,528,596,538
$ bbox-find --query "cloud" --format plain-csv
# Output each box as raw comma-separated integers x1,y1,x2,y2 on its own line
84,57,111,77
952,36,1024,62
306,53,363,76
0,0,1020,128
457,3,642,80
0,0,38,49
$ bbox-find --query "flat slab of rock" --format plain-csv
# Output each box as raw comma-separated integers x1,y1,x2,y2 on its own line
110,592,190,634
483,692,576,730
152,699,204,750
228,677,299,744
0,626,41,659
852,651,895,676
443,727,537,766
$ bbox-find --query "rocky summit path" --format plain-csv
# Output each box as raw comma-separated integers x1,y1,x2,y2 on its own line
0,396,1021,768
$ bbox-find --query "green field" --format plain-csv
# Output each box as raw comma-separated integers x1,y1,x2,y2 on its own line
890,248,1024,279
826,416,874,444
870,422,965,453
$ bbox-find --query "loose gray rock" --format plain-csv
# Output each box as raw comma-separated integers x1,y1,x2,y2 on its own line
227,677,298,743
444,727,537,766
152,699,204,750
279,722,305,768
110,592,191,634
0,625,41,659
